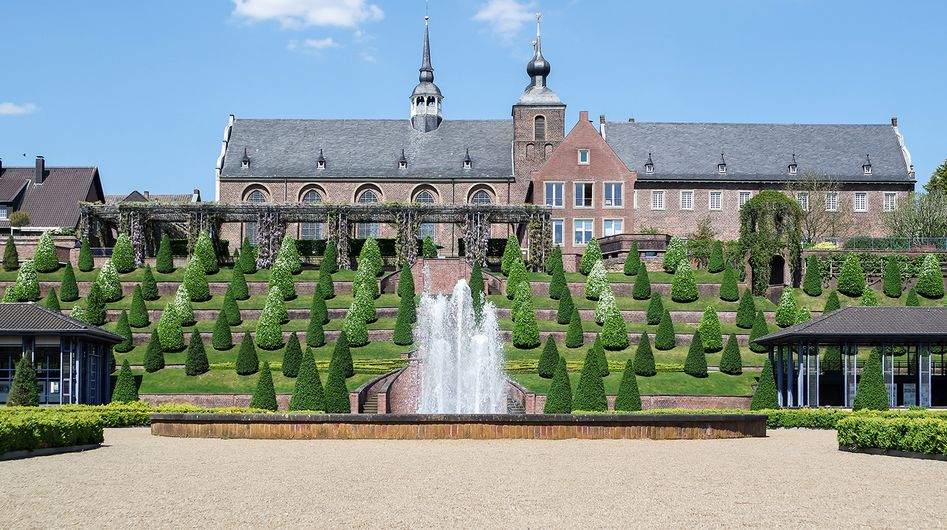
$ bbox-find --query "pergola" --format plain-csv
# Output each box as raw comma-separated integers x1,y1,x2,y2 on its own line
79,202,553,271
754,306,947,408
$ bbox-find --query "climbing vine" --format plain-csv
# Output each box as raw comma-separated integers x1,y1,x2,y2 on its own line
462,212,491,266
393,209,422,266
526,212,552,272
738,190,803,295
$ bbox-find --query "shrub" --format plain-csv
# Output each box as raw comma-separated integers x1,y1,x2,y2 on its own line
469,261,484,320
632,266,651,300
860,285,879,307
537,336,560,378
590,336,609,377
268,258,296,301
256,288,286,350
250,362,278,411
354,258,379,300
750,358,779,410
222,286,242,326
282,332,302,377
882,256,903,298
565,309,584,348
822,345,842,372
543,357,572,413
109,234,136,275
707,240,725,273
14,260,40,301
114,310,133,353
59,262,79,302
915,254,944,299
422,236,437,258
585,260,608,301
290,348,325,411
602,306,629,351
853,348,890,411
359,237,382,277
573,346,607,412
306,307,326,348
157,302,184,352
128,286,149,328
352,280,377,324
2,236,18,271
719,267,739,302
749,311,769,353
719,334,743,375
512,291,540,349
905,288,919,307
654,310,676,350
140,264,159,300
684,331,708,377
549,260,566,301
318,263,335,300
111,360,138,403
95,259,122,302
230,265,249,300
155,234,174,273
183,258,210,302
557,287,575,325
237,237,257,275
322,240,338,274
262,285,288,324
185,329,209,376
501,234,520,276
671,259,698,302
824,290,841,313
614,359,642,412
645,292,664,325
579,239,603,275
343,302,369,348
698,306,723,353
623,242,640,276
33,231,61,272
7,355,39,406
795,305,812,324
43,287,61,312
311,287,329,325
235,333,259,375
836,415,947,455
173,285,195,326
634,333,656,376
802,255,822,297
211,311,233,350
837,253,866,297
393,293,415,346
506,258,527,300
70,305,87,322
662,237,687,273
398,261,416,298
545,245,563,276
775,289,798,327
333,331,354,378
84,281,107,326
594,286,615,325
194,231,219,275
2,283,18,303
324,354,351,413
144,330,165,373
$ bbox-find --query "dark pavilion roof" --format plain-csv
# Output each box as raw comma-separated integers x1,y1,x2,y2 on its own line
755,307,947,346
220,119,513,180
0,167,101,228
0,302,123,343
105,190,200,204
605,121,914,183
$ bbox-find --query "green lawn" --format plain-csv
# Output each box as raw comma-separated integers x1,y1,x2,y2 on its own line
0,265,359,283
524,270,728,284
107,316,400,334
116,340,412,366
71,293,405,312
796,288,944,311
488,294,777,312
132,367,376,394
511,371,759,396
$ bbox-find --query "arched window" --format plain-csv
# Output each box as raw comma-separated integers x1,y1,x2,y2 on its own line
414,190,435,203
414,189,436,239
246,190,266,203
356,189,381,238
301,189,324,240
470,190,493,205
357,190,380,204
244,190,266,244
534,115,546,141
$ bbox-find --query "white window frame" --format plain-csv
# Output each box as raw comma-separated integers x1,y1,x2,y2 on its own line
544,182,564,208
573,219,593,246
854,192,867,212
633,190,638,209
552,219,564,246
574,182,594,208
651,190,665,210
796,191,809,212
577,149,590,165
883,192,897,212
0,206,8,221
738,191,751,207
418,222,436,240
680,190,694,211
825,192,839,212
709,191,723,211
603,218,624,237
603,182,623,208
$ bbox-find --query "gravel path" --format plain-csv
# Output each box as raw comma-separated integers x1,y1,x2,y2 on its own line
1,428,944,528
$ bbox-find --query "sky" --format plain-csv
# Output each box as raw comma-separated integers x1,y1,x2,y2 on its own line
1,0,945,196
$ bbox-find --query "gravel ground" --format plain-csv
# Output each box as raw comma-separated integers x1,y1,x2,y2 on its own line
1,428,944,528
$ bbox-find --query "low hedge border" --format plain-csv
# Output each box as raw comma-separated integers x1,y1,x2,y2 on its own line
504,360,684,374
0,410,105,454
837,414,947,456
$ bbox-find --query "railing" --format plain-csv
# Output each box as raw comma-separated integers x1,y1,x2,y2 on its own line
812,237,947,251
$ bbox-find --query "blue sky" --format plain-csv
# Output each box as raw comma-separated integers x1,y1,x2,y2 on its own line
1,0,945,195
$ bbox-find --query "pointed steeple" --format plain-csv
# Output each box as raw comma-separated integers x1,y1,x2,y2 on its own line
419,16,434,84
517,12,561,106
410,15,443,132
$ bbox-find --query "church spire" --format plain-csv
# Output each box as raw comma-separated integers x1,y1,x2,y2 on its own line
517,12,560,106
410,15,443,132
419,16,434,84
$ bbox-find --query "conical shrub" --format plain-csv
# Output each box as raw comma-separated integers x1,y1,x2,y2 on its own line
311,287,329,325
276,233,302,275
802,255,822,297
306,308,326,348
579,239,603,276
398,261,416,298
212,311,233,350
141,264,159,300
646,292,664,325
684,331,708,377
654,310,676,350
128,286,149,327
663,237,687,273
6,356,38,406
143,330,165,373
324,351,351,413
824,290,841,313
469,261,484,320
775,289,798,327
623,242,640,276
549,261,567,300
671,259,698,302
85,281,107,326
269,258,296,301
114,310,133,353
512,291,540,349
322,240,338,274
230,265,249,300
860,285,879,306
557,287,575,325
333,331,354,378
282,332,302,377
719,267,739,302
852,348,890,411
882,255,902,298
77,238,93,272
905,288,919,306
183,257,210,302
358,237,382,277
157,301,183,353
546,246,563,275
634,333,656,376
290,347,325,411
708,240,725,273
222,285,242,326
111,233,135,273
250,362,278,411
506,258,527,300
719,334,743,375
915,254,944,299
565,308,584,348
749,311,769,353
698,306,722,353
393,293,415,346
60,261,79,302
235,333,259,375
837,253,866,297
590,335,609,377
111,360,138,403
185,329,209,376
573,346,607,412
543,357,572,413
155,234,174,273
584,260,608,301
538,336,560,379
750,358,779,410
43,287,61,312
194,231,219,275
632,267,651,300
614,359,642,412
736,288,756,329
501,234,519,276
601,306,629,351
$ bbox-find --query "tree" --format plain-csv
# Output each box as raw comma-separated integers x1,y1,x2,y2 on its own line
906,288,920,307
749,311,769,353
111,360,138,403
343,300,369,348
923,158,947,194
557,287,575,325
398,261,416,298
719,334,743,375
250,361,278,411
290,348,325,411
736,288,756,329
565,308,584,348
634,333,656,376
585,260,608,301
469,261,484,320
915,253,944,299
318,262,335,300
185,329,209,376
238,237,257,275
43,287,61,312
506,258,528,300
719,267,739,302
332,330,354,378
143,330,165,373
306,306,326,348
393,293,415,346
7,355,39,406
33,231,60,272
632,266,651,300
750,358,779,410
95,259,122,302
222,285,242,326
501,234,520,276
589,336,608,377
594,286,615,325
140,264,159,300
231,265,249,300
573,346,607,411
155,234,174,273
802,255,822,297
537,336,560,379
268,258,297,302
512,289,540,349
157,302,184,352
646,292,664,325
549,260,567,301
422,236,437,258
738,191,803,294
322,240,338,274
654,310,676,350
173,285,195,326
837,253,866,297
614,359,642,412
786,171,854,244
128,286,149,328
623,242,640,276
546,245,563,275
235,333,259,375
13,260,40,301
281,332,302,377
775,289,799,328
708,241,725,273
359,237,383,277
543,357,572,413
579,239,603,275
662,237,687,273
2,236,18,272
183,257,210,302
671,259,698,302
352,280,377,324
684,331,708,377
84,281,107,326
882,255,903,298
77,238,93,272
114,310,133,353
194,230,220,275
59,261,79,302
852,348,889,411
601,306,629,351
354,258,379,300
108,234,134,275
324,353,351,413
824,290,841,313
256,288,286,350
70,305,87,322
698,306,723,353
884,190,947,239
212,311,233,350
310,286,329,325
860,285,879,307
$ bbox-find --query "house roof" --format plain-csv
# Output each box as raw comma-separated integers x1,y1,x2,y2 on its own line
754,306,947,346
0,167,100,228
0,302,123,343
219,119,514,180
604,122,914,183
105,190,199,204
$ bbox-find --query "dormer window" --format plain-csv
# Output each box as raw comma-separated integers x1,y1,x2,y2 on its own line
316,148,326,170
398,149,408,169
788,153,797,175
863,154,872,175
578,149,590,165
463,148,472,169
241,147,250,169
717,153,727,174
644,153,654,174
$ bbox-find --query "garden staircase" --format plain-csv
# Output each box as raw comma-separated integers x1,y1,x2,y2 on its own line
506,395,526,415
361,393,379,414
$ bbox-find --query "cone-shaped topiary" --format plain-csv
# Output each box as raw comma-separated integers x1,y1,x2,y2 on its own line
262,285,288,324
646,292,663,325
512,290,540,349
155,234,174,273
318,263,335,300
654,310,676,350
501,234,520,276
211,311,233,351
671,259,698,302
235,333,259,375
749,311,769,353
141,264,159,300
684,331,708,377
469,261,484,320
311,287,329,325
750,358,779,410
238,237,257,275
557,287,575,325
273,234,300,276
343,301,369,348
306,305,326,348
543,357,572,413
579,239,603,276
256,288,286,350
905,288,919,307
2,236,18,272
602,306,629,351
250,362,278,411
573,346,607,412
185,329,209,376
882,255,902,298
506,258,528,300
634,333,656,376
359,237,383,277
183,257,210,302
594,286,615,325
566,308,584,348
111,360,138,403
322,240,338,274
34,231,61,272
590,335,609,377
173,285,195,326
537,336,560,379
230,265,249,300
546,245,563,275
422,236,437,258
775,289,798,327
915,254,944,299
324,353,351,413
84,280,107,326
719,267,739,302
333,330,355,378
860,285,879,306
43,287,61,312
614,359,642,412
393,293,415,346
355,258,379,300
585,260,608,301
70,305,87,322
824,290,841,313
2,283,19,303
632,266,651,300
852,348,889,410
95,259,122,302
194,231,219,275
549,260,567,300
77,238,94,272
60,261,79,302
128,286,149,328
795,305,812,324
290,347,325,411
110,233,134,274
6,356,39,406
222,285,241,326
157,302,184,352
802,255,822,297
719,334,743,375
114,310,133,353
736,288,756,329
398,261,416,298
708,240,725,273
280,332,302,377
269,258,296,301
624,242,640,276
698,306,723,353
352,280,377,324
13,260,40,301
144,330,165,373
662,236,687,273
837,253,866,297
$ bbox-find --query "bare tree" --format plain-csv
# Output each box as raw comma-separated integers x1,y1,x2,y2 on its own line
884,191,947,240
785,171,854,244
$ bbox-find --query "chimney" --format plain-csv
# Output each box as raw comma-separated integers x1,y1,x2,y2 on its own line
891,116,898,127
628,117,636,123
579,110,589,122
35,156,45,184
599,114,607,141
0,158,3,172
143,190,150,201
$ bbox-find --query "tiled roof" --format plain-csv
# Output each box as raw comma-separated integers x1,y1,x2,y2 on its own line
0,302,122,343
105,191,197,204
0,167,99,228
755,306,947,346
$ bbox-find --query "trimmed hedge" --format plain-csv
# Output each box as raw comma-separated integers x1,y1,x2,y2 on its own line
646,292,664,325
579,239,603,276
837,253,866,297
543,357,572,413
0,411,104,455
632,267,651,300
185,329,209,376
802,255,822,297
537,336,559,379
735,288,756,329
623,242,640,276
837,415,947,455
60,262,79,302
614,359,642,412
634,333,656,376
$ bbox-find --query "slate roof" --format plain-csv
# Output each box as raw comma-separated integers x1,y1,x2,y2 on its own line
105,191,198,204
0,167,100,228
604,122,914,183
755,307,947,346
0,302,123,343
220,119,513,180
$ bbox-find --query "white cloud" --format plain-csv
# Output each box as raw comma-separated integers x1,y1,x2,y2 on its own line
472,0,535,40
288,37,340,51
233,0,383,28
0,102,39,115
